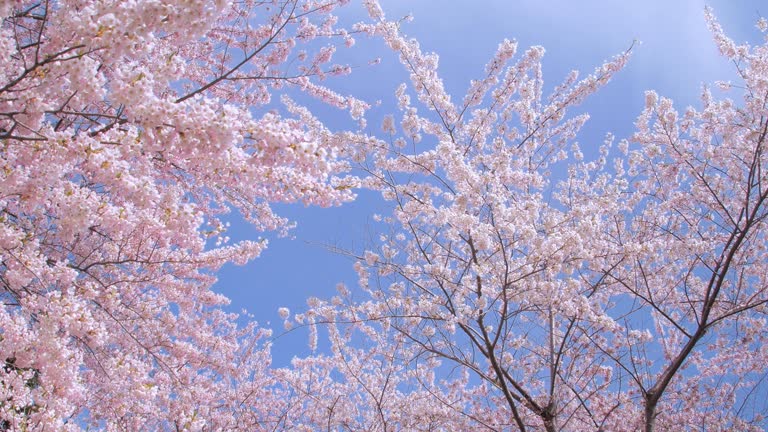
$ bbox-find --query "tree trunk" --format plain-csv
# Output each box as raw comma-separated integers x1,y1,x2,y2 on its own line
543,417,557,432
644,395,657,432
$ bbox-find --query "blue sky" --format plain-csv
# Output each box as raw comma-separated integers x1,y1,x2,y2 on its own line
214,1,766,366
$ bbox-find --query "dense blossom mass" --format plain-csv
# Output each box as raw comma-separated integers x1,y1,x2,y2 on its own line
1,0,768,431
0,0,367,429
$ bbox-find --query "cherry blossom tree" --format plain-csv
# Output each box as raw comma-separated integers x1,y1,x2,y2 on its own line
294,4,768,431
296,2,633,429
596,10,768,431
0,0,369,430
4,0,768,430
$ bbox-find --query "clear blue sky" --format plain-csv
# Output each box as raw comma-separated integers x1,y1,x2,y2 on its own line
214,1,766,366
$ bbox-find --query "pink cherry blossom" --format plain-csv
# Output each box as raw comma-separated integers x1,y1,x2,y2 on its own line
295,4,768,432
0,0,370,429
3,1,768,431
